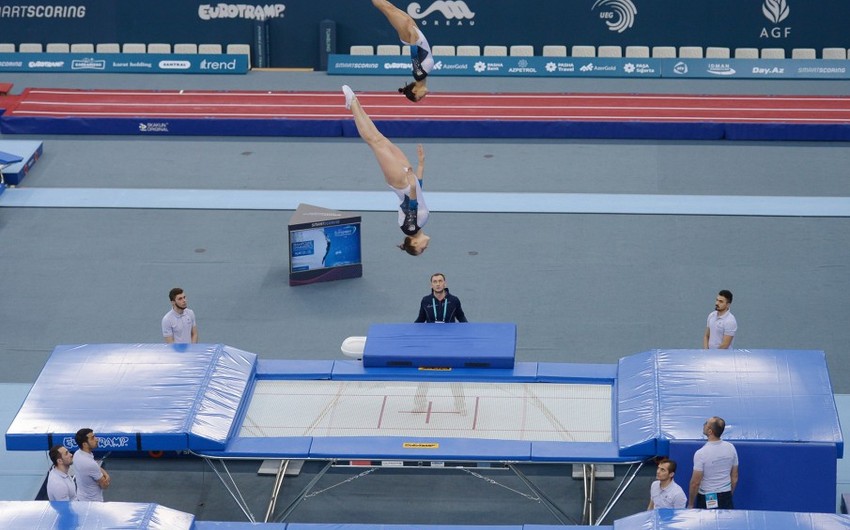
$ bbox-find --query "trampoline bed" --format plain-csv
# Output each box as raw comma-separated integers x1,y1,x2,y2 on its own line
239,379,612,441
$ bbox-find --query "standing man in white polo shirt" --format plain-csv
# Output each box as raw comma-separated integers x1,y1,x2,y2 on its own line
688,416,738,509
162,287,198,344
648,458,687,509
46,444,76,501
703,290,737,349
73,428,111,501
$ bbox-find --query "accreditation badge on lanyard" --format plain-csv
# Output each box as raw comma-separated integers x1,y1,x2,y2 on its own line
705,492,719,509
432,297,447,323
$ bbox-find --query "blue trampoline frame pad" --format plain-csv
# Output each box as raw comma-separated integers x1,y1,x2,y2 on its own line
4,343,843,467
362,323,516,369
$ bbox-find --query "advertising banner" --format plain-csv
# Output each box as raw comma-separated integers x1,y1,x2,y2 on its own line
0,53,249,74
329,55,662,78
661,58,850,79
330,55,850,80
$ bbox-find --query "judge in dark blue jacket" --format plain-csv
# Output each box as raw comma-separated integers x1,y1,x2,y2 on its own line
415,273,468,323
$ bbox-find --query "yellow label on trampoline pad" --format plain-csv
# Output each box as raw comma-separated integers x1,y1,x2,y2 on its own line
418,366,452,371
403,442,440,449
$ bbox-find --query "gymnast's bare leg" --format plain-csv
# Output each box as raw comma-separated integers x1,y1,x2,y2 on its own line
372,0,419,44
342,85,431,255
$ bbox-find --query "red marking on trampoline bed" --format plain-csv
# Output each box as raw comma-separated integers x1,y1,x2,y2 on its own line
399,401,470,425
377,394,388,429
6,88,850,124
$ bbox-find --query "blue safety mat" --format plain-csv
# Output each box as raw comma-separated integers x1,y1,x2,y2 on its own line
192,521,286,530
617,349,843,457
614,509,850,529
5,344,256,452
5,114,850,141
362,323,516,369
0,140,42,186
0,501,194,529
0,151,23,164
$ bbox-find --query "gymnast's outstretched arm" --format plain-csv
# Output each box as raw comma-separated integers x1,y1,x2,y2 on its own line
415,144,425,184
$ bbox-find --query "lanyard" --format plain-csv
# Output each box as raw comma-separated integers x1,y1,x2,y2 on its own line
432,297,448,322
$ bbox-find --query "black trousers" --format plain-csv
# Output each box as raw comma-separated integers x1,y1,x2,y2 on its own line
696,490,734,509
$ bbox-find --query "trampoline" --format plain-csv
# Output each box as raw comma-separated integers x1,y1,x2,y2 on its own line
4,323,844,525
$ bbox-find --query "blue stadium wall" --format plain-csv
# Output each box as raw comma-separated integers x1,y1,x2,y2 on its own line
1,0,847,69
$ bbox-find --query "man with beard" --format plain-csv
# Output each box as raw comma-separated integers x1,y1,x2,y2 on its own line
415,273,468,323
162,287,198,343
704,290,736,349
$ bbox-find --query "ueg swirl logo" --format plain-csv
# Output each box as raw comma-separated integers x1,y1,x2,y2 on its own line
592,0,637,33
407,1,475,21
762,0,789,24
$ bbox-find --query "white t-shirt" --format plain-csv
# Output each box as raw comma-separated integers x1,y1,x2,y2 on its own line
706,310,737,348
161,308,196,343
650,479,687,508
46,467,76,501
693,440,738,494
73,450,104,501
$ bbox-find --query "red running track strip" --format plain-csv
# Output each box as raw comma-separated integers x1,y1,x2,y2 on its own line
6,88,850,123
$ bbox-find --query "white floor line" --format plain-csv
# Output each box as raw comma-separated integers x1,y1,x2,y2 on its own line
2,188,850,217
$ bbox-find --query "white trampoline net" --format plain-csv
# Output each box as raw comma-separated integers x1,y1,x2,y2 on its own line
240,380,612,442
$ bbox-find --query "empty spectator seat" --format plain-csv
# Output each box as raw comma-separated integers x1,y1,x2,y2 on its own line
597,46,622,58
571,45,596,57
625,46,649,58
46,43,70,53
349,45,374,55
376,44,401,55
542,45,567,57
651,46,676,58
510,45,534,56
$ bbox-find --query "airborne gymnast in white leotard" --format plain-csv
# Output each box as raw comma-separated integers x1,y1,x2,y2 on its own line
342,85,431,256
371,0,434,102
